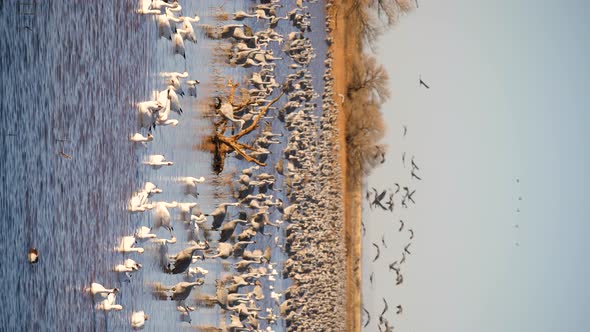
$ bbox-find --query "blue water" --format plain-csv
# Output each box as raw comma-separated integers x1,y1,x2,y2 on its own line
1,0,327,330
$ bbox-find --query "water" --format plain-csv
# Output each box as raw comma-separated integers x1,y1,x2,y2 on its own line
1,0,328,330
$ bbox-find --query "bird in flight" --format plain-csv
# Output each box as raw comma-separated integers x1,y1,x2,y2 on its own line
406,190,416,204
388,261,399,272
379,298,389,324
372,243,381,262
361,221,366,236
408,228,414,240
396,273,404,285
363,306,371,328
402,152,406,168
400,251,406,264
411,170,422,181
381,235,387,248
386,193,395,212
370,272,375,285
396,305,403,314
419,75,430,89
404,243,412,255
411,156,420,170
398,219,404,232
402,125,407,137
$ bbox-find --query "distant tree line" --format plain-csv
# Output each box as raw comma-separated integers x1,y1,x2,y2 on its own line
343,0,414,184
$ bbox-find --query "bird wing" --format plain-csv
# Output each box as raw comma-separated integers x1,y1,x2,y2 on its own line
372,243,380,262
404,243,412,254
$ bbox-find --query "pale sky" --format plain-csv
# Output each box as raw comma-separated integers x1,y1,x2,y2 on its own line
364,1,590,331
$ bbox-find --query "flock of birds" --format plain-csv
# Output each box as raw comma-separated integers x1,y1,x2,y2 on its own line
362,80,427,331
83,0,353,330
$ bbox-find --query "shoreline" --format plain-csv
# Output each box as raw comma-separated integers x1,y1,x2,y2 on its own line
327,0,363,330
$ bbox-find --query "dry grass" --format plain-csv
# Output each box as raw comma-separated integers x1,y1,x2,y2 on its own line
329,0,415,331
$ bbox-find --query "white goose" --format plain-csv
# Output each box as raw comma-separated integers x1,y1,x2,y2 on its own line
136,101,162,130
172,32,186,58
177,15,200,43
96,292,123,311
153,201,178,233
136,0,161,15
86,282,119,298
135,226,157,240
131,311,149,329
187,80,200,97
143,155,174,169
151,235,177,245
190,214,208,240
143,182,162,196
165,86,183,115
178,176,205,197
160,71,188,95
114,236,145,254
129,133,154,143
178,202,198,222
187,266,209,278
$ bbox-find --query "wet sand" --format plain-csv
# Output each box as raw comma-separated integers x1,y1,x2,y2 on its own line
327,0,363,331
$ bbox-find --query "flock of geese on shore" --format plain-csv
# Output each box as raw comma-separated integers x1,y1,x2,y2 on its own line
84,0,353,330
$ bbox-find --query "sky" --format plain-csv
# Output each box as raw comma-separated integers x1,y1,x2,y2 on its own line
364,1,590,331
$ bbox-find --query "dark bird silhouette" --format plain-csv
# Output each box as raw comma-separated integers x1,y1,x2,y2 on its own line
370,272,374,285
419,75,430,89
400,251,406,264
361,221,366,236
402,125,407,137
363,306,371,328
407,190,416,204
380,152,386,164
371,188,388,210
402,152,406,167
404,243,412,255
386,193,395,212
366,190,371,201
388,261,400,273
402,186,410,197
411,170,422,181
381,235,387,248
396,305,403,315
372,243,380,262
401,197,408,209
408,228,414,240
411,156,420,170
379,298,389,324
396,273,404,285
393,183,400,194
398,219,404,232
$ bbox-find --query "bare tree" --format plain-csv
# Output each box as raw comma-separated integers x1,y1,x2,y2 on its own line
349,56,390,104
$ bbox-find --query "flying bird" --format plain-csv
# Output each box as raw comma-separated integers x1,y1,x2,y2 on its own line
381,235,387,248
379,298,389,324
404,243,412,255
361,221,366,236
372,243,380,262
411,170,422,181
402,125,407,137
370,272,374,285
388,261,399,273
398,220,404,232
408,228,414,240
419,75,430,89
396,273,404,285
400,252,406,264
362,306,371,328
411,156,420,170
407,190,416,204
402,152,406,167
396,305,403,315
